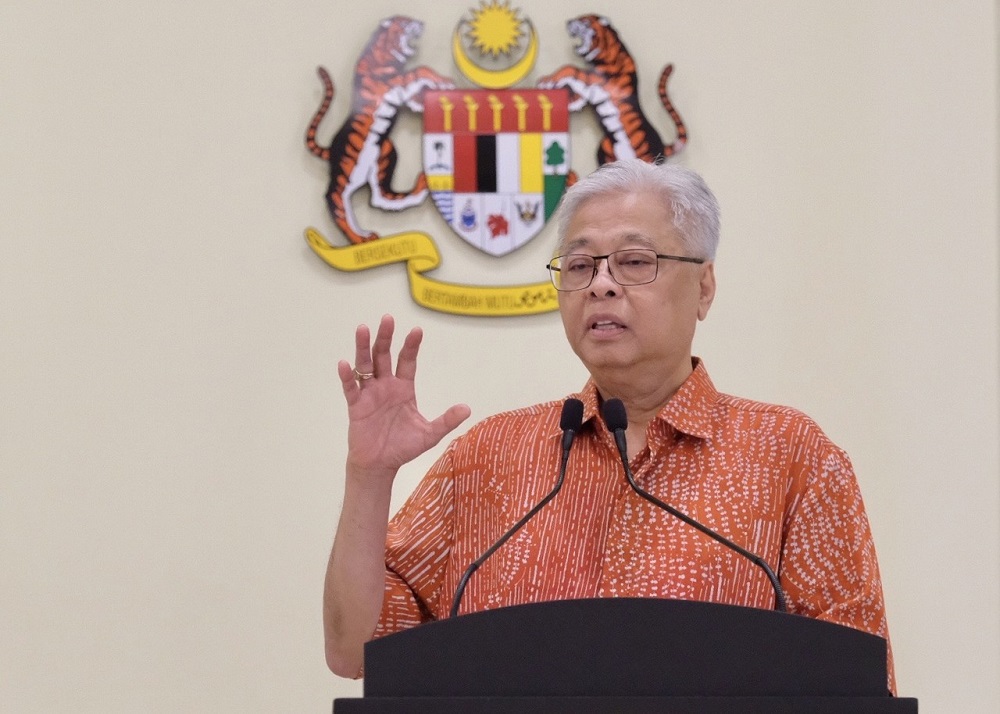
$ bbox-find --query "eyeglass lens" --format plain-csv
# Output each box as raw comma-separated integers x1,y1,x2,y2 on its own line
552,249,660,290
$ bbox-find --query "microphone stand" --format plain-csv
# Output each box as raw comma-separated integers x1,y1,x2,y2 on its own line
449,399,584,618
602,398,788,613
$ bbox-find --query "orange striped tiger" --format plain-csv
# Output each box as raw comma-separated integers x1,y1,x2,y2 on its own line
537,15,687,177
305,17,453,244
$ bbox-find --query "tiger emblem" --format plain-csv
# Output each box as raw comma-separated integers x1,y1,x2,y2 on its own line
537,15,687,176
306,17,454,244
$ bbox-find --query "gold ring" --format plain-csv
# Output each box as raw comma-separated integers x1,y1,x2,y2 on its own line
353,367,375,381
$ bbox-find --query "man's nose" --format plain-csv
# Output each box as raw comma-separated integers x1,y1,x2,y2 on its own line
589,257,619,292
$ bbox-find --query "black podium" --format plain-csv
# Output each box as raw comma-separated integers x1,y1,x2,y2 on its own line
334,598,917,712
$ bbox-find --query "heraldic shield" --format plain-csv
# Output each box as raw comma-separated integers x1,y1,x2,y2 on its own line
423,89,570,257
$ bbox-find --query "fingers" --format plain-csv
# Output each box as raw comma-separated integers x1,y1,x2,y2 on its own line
371,314,395,378
337,359,360,401
351,315,394,381
347,314,424,385
443,404,472,431
428,404,472,444
395,326,423,382
352,322,374,377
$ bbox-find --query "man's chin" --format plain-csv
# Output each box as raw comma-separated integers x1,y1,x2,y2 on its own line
576,347,634,376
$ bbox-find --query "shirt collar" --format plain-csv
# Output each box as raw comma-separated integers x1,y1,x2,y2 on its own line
658,358,717,440
572,358,718,441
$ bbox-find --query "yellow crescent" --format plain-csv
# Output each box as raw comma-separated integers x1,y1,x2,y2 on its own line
452,24,538,89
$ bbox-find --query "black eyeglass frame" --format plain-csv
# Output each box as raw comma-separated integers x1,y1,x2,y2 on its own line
545,250,706,292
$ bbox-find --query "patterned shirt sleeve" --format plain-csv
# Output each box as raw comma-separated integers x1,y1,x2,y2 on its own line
779,424,896,693
374,444,457,638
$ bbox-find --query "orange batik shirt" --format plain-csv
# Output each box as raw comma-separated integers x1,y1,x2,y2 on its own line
375,359,895,692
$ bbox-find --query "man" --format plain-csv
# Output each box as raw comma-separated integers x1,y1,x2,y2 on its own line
322,158,895,691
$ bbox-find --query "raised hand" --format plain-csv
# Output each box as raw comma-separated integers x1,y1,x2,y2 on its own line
337,314,471,482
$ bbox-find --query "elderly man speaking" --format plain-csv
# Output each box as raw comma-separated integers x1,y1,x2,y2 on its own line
321,158,894,693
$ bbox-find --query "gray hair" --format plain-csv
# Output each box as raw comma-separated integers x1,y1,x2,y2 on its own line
555,159,721,260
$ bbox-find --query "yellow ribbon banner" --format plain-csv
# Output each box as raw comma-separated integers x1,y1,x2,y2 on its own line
304,228,559,317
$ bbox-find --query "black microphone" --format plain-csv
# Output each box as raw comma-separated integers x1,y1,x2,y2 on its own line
449,398,585,618
600,398,788,613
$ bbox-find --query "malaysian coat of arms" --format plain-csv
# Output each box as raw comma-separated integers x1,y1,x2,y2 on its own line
304,3,687,317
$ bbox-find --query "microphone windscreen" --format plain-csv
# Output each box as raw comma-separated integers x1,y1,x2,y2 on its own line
601,398,628,432
560,398,585,432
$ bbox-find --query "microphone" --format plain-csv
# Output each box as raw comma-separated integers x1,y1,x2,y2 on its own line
600,398,788,612
449,398,585,618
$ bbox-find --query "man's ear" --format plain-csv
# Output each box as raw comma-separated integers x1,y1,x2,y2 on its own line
697,262,716,321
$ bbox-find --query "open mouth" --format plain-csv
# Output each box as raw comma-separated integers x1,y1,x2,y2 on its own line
400,22,423,57
568,22,592,56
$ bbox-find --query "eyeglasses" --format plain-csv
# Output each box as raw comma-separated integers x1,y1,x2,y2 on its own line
546,249,705,292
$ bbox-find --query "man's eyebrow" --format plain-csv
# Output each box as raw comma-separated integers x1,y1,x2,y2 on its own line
561,233,657,253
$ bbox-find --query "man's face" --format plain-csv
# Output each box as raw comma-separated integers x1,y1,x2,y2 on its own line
557,189,716,386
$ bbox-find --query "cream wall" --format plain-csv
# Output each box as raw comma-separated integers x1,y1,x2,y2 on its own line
1,0,997,711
